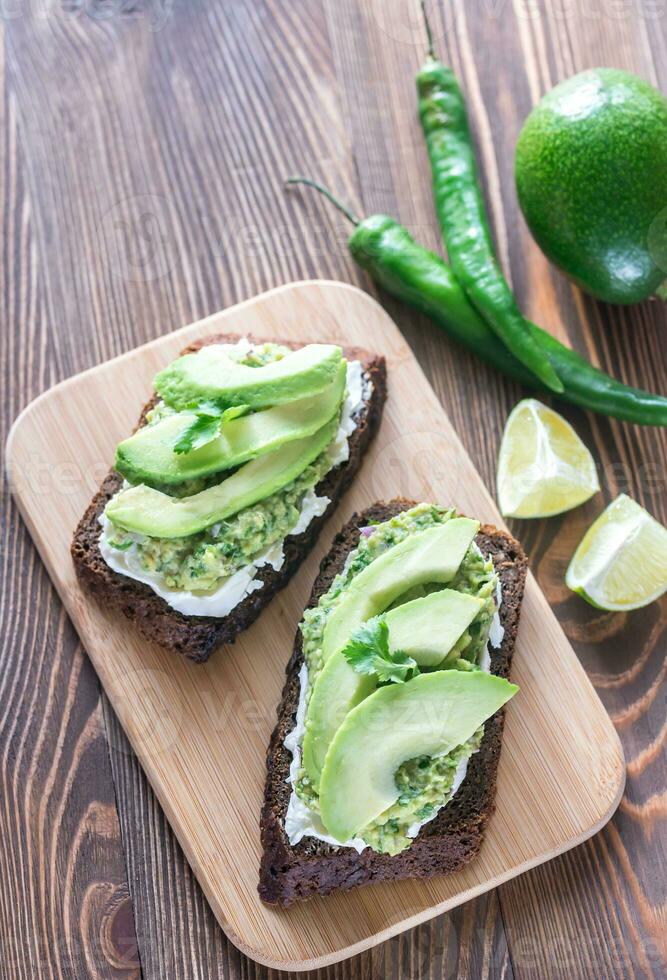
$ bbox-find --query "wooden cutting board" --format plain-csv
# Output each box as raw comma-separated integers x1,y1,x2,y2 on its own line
6,280,624,971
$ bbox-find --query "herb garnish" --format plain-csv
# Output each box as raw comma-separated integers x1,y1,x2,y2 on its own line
341,616,419,684
173,402,250,455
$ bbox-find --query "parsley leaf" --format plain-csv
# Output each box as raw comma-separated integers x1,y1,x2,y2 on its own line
342,616,419,684
172,402,250,455
187,399,225,416
173,413,222,454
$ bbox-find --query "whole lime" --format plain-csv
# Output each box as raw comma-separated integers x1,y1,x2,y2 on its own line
515,68,667,305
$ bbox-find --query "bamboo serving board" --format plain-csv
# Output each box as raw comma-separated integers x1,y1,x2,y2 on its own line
7,281,624,971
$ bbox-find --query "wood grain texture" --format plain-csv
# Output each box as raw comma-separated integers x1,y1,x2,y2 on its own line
0,20,141,980
0,0,664,977
6,280,624,969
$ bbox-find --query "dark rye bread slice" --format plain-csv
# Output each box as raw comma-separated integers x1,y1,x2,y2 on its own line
71,334,386,663
259,498,527,905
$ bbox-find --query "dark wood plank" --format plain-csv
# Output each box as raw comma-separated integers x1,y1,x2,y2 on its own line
474,4,667,978
1,0,665,978
0,25,141,980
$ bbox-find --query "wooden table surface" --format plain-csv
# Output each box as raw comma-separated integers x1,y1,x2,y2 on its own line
0,2,664,978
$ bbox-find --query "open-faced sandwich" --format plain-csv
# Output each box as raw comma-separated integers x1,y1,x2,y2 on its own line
259,499,527,904
72,335,386,662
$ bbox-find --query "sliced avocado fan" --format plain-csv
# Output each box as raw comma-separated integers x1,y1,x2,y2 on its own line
319,670,518,843
301,520,480,788
105,414,338,538
115,361,347,486
155,342,344,411
322,520,480,663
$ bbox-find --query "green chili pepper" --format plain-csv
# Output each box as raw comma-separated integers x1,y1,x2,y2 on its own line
416,3,563,394
286,178,667,427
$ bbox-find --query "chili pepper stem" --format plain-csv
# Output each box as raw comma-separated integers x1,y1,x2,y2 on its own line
286,177,360,227
421,0,436,59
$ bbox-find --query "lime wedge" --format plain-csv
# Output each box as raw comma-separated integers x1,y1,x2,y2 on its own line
496,399,599,518
566,494,667,611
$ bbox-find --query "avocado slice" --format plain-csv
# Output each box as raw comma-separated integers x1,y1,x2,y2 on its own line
301,589,483,789
155,343,344,411
302,658,377,792
302,520,480,786
385,589,484,667
104,414,338,538
322,519,479,663
115,362,346,486
319,670,518,843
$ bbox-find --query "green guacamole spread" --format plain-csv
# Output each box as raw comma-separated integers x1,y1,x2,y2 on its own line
106,342,343,593
295,503,498,855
